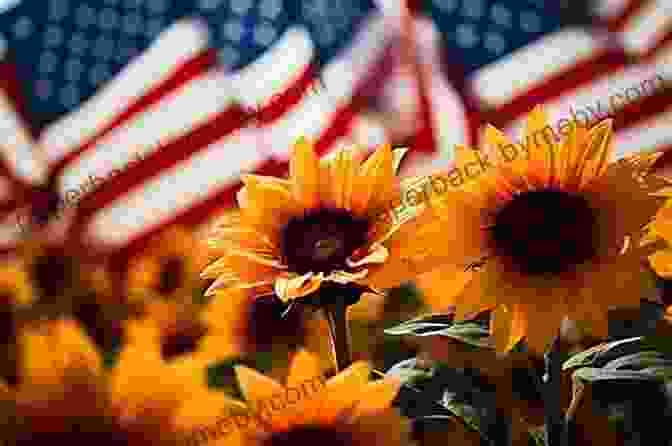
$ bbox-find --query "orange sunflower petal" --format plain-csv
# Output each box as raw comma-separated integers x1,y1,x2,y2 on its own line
351,144,394,217
351,378,401,418
649,249,672,278
234,365,285,406
290,137,321,210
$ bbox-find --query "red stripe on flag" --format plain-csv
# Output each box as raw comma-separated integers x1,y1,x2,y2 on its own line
480,49,630,133
255,63,319,125
69,40,396,255
612,87,672,132
107,157,288,262
69,103,252,229
605,0,649,32
49,48,217,177
638,28,672,62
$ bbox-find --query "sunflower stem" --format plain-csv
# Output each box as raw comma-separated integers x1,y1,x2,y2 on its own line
543,336,569,446
323,300,352,372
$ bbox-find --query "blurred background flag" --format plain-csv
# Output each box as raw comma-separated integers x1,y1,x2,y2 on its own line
0,0,670,258
0,0,425,257
405,0,671,162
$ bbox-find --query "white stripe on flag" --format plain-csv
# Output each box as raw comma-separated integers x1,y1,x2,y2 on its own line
0,90,45,184
613,105,672,159
348,113,389,148
472,28,604,108
230,27,314,111
321,12,397,103
40,19,211,165
502,61,670,140
81,129,266,248
257,12,396,160
56,70,237,198
258,87,341,159
76,10,398,250
620,0,672,55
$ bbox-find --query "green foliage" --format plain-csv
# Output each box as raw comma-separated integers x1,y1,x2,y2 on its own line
563,336,672,383
527,426,547,446
386,357,508,445
384,310,494,349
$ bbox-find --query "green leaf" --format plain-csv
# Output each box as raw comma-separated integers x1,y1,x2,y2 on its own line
384,312,493,349
432,322,494,349
641,334,672,355
572,366,671,383
383,313,455,336
602,351,672,370
441,397,485,437
527,426,547,446
562,336,644,371
206,357,247,394
440,391,494,440
385,358,434,384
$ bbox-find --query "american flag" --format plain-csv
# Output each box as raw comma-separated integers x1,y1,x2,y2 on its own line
0,0,671,260
0,0,413,259
399,0,672,175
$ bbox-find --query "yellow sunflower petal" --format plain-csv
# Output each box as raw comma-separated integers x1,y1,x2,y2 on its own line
483,124,517,167
53,318,102,375
416,267,474,312
523,104,555,186
326,146,363,211
234,366,285,407
579,119,614,187
351,144,394,217
173,389,248,431
18,324,61,387
366,194,485,290
286,349,323,389
351,378,401,418
649,249,672,278
238,174,299,228
504,304,528,353
274,273,323,303
517,302,569,355
290,137,321,210
319,361,372,423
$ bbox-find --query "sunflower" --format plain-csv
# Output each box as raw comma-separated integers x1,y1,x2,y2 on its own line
125,299,209,362
135,287,336,383
19,238,81,308
202,138,456,304
0,256,35,387
178,349,412,446
127,225,210,304
2,317,244,446
422,105,668,354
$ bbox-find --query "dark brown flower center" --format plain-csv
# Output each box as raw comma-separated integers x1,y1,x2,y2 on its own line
160,321,208,360
31,250,76,301
156,256,185,295
74,300,121,352
280,208,370,275
490,189,598,275
263,426,356,446
246,295,306,353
